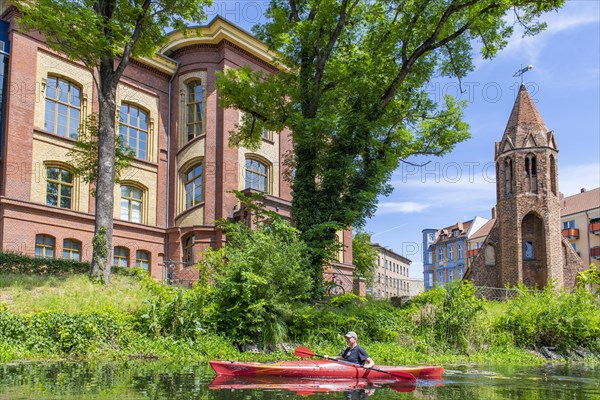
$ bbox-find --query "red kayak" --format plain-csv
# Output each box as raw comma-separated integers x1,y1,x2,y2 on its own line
209,375,417,395
209,359,443,380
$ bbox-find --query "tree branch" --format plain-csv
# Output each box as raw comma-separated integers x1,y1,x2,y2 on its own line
115,0,152,79
380,0,500,114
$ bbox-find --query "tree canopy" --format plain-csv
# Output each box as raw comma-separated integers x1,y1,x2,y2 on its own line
216,0,564,295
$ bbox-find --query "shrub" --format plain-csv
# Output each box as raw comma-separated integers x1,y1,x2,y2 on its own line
0,307,129,356
407,281,486,352
498,284,600,351
0,252,90,275
203,217,312,348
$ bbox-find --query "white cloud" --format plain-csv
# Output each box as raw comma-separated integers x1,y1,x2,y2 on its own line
501,2,599,63
559,163,600,196
376,202,431,215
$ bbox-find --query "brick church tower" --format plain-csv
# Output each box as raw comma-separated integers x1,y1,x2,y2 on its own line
468,84,582,288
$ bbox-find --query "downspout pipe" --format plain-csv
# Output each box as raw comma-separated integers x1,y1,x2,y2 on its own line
585,210,592,267
163,55,180,276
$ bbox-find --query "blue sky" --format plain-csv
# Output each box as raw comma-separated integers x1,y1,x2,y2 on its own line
207,1,600,278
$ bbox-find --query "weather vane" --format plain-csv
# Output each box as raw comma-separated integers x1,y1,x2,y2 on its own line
513,64,533,83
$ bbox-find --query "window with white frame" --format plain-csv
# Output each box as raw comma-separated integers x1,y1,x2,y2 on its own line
562,220,576,229
437,269,444,285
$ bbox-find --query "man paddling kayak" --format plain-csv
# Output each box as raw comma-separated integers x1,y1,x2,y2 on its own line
327,331,375,369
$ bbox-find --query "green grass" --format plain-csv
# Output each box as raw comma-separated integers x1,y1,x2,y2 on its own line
0,273,148,314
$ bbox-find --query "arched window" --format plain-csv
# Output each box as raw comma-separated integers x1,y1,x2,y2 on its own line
46,166,74,209
186,80,204,141
35,234,55,259
136,250,150,271
63,239,81,261
44,76,81,139
504,158,513,195
245,157,269,193
113,246,129,267
525,154,538,193
182,234,195,266
184,163,203,209
550,155,557,195
119,103,148,160
120,185,144,223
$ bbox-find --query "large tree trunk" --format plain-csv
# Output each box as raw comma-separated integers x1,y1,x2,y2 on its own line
91,62,118,284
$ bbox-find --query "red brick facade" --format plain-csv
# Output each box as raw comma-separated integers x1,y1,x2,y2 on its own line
0,14,354,281
469,85,583,288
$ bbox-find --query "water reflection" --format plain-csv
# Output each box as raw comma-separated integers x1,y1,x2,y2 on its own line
0,361,598,399
209,375,417,396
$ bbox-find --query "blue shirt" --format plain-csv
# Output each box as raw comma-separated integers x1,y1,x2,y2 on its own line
341,345,370,365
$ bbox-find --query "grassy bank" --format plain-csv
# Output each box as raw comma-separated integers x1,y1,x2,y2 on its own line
1,272,598,366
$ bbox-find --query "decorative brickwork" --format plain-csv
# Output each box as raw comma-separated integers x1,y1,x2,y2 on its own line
0,15,355,281
469,85,583,288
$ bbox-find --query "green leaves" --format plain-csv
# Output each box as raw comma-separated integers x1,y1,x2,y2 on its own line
217,1,565,296
67,114,134,191
14,0,212,68
191,210,313,347
352,232,378,285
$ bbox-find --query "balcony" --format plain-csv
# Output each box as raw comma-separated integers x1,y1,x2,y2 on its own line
561,228,579,240
589,221,600,235
591,247,600,259
466,249,479,258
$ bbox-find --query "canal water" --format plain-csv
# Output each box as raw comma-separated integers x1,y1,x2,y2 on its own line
0,361,598,399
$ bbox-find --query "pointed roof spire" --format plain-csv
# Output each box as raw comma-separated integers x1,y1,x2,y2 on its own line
496,84,552,158
504,84,547,132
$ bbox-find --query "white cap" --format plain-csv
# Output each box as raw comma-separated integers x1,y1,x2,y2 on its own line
345,331,358,340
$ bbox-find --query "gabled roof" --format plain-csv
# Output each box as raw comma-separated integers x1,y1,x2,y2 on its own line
469,218,496,241
435,220,474,243
561,187,600,217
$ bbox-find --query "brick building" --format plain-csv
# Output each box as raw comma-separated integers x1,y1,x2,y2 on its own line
466,85,583,288
0,11,354,283
468,189,600,275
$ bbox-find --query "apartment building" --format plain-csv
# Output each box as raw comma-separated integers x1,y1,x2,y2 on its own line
422,217,488,290
370,244,411,298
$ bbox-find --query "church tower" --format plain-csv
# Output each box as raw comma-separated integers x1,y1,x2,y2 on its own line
468,84,582,288
495,84,563,287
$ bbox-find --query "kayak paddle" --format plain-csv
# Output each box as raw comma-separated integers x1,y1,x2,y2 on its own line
294,346,416,383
